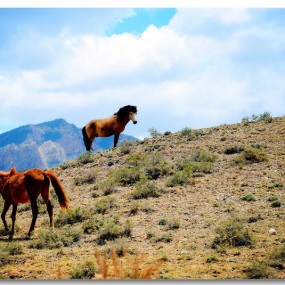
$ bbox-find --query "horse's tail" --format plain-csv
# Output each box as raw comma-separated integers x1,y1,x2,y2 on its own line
44,170,70,210
82,126,92,151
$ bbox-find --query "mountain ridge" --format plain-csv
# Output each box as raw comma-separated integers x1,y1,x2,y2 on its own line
0,118,138,171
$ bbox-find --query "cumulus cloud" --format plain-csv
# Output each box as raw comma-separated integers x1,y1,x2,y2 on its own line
0,8,284,138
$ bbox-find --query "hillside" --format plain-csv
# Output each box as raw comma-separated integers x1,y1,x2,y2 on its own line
0,116,284,280
0,119,137,171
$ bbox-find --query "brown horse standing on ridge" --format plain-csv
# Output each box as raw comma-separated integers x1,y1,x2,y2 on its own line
0,167,70,239
82,105,138,151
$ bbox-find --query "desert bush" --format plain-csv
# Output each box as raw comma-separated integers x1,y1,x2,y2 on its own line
225,145,244,155
29,228,81,249
74,171,96,186
83,214,104,234
77,151,94,165
113,167,142,186
233,146,268,166
271,200,282,208
180,127,192,137
241,193,256,202
131,180,161,199
244,261,272,279
7,244,23,255
70,259,96,279
212,218,254,248
205,255,219,263
270,244,285,262
144,155,171,180
94,196,117,215
119,140,132,155
148,127,161,138
97,217,132,242
166,170,194,187
126,153,148,167
98,178,118,196
55,207,89,226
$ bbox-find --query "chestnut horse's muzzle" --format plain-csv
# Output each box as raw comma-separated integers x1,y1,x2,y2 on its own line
133,121,137,124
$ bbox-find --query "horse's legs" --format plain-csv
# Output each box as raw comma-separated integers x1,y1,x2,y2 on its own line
114,134,120,147
46,200,54,228
27,199,39,238
10,204,18,239
1,200,12,232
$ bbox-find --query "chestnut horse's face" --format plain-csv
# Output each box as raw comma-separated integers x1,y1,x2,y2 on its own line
129,112,138,124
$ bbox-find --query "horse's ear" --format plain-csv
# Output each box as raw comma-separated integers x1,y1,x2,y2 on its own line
10,167,16,175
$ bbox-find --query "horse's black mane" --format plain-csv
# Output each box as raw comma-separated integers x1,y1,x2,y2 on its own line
115,105,137,121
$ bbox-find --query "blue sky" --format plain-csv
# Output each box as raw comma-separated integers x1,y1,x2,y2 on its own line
0,7,285,138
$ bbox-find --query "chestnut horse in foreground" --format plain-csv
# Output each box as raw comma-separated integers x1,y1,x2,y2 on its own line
82,105,138,151
0,168,70,239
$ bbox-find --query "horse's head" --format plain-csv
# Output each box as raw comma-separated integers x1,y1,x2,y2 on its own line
117,105,138,124
129,105,138,124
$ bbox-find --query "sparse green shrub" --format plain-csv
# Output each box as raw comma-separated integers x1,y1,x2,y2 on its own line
74,171,96,186
225,145,244,155
144,155,171,180
83,214,104,234
180,127,192,137
7,244,23,255
97,217,132,242
270,244,285,262
167,219,180,230
77,152,94,165
70,259,96,279
179,150,216,174
129,201,140,215
55,207,89,227
166,170,194,187
206,255,219,263
113,167,141,186
244,261,272,279
234,146,268,166
119,140,132,155
131,180,161,199
148,127,161,138
0,251,11,266
241,193,256,202
98,178,118,196
29,228,81,249
126,153,148,167
271,200,281,208
94,196,117,214
212,218,254,248
151,233,173,243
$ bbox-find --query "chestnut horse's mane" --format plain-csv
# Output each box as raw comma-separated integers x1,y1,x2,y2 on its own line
114,105,137,122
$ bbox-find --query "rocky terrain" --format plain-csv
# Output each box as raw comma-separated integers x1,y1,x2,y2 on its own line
0,115,284,280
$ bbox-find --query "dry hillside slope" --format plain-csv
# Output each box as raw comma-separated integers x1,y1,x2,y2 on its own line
0,115,284,279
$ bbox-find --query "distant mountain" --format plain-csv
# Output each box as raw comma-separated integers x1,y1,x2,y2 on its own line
0,119,138,171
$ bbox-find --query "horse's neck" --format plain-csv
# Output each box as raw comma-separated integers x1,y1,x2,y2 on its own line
115,114,130,125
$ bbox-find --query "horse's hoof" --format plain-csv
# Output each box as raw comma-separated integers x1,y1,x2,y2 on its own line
8,235,14,240
24,235,32,240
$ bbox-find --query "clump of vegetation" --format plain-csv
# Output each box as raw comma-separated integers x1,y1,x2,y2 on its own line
93,246,161,279
93,196,117,215
76,151,94,165
166,170,194,187
7,243,23,255
98,178,118,196
224,145,244,155
97,217,132,243
242,112,273,124
131,180,161,200
83,214,104,234
112,167,142,186
244,261,272,279
144,155,171,180
148,127,161,138
74,171,97,186
70,259,96,279
212,218,254,248
29,228,81,249
55,207,89,226
233,145,268,166
241,193,256,202
119,140,132,155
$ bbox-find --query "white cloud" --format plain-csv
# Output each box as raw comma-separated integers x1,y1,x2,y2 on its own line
0,9,284,138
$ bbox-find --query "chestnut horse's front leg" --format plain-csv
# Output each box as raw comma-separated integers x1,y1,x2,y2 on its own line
1,200,12,234
114,134,120,147
10,204,18,239
27,199,39,238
